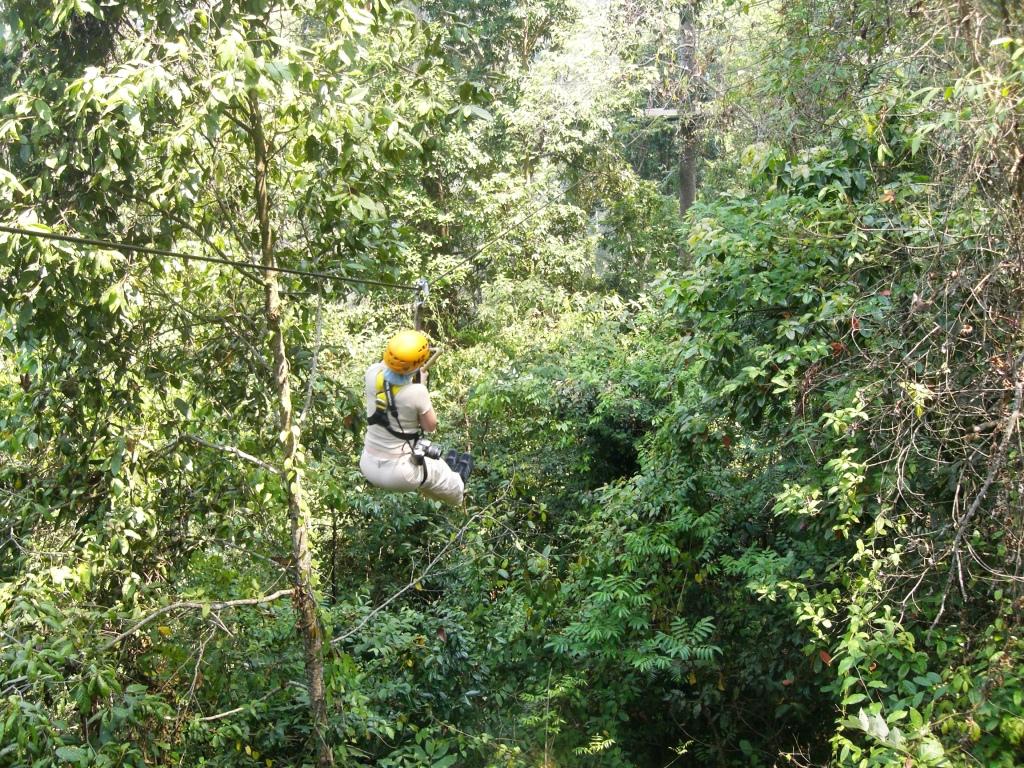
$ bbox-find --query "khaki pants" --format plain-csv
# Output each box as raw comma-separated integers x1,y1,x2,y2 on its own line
360,451,464,506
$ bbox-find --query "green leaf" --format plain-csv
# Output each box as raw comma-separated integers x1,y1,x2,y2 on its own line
462,105,492,121
0,168,29,195
55,745,87,763
917,737,945,762
33,99,52,123
110,438,125,476
100,283,123,312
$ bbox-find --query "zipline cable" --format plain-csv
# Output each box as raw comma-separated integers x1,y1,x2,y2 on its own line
3,128,651,298
0,224,420,292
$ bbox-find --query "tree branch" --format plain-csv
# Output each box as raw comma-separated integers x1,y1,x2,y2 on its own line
931,354,1024,630
197,686,281,722
222,103,254,137
100,589,293,652
179,434,280,474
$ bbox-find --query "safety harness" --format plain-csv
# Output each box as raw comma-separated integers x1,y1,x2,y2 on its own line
367,371,421,441
366,371,430,486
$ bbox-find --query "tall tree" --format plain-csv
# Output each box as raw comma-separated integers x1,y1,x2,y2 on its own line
249,89,330,764
677,0,699,215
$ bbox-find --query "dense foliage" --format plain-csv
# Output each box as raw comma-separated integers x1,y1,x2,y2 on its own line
2,0,1022,766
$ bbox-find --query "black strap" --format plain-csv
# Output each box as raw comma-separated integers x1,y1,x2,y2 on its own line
384,381,427,485
367,410,421,441
368,380,421,442
383,380,399,417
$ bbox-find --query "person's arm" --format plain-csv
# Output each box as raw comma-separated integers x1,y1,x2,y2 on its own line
416,370,439,432
420,408,438,433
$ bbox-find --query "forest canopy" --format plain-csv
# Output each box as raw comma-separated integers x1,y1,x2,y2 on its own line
1,0,1023,766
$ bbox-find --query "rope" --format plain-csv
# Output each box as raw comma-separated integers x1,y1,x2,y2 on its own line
0,224,420,291
4,127,648,303
412,277,429,330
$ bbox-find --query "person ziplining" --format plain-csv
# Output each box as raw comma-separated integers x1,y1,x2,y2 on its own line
359,329,472,506
0,227,477,506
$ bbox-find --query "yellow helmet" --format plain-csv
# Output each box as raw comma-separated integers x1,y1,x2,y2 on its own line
383,329,430,375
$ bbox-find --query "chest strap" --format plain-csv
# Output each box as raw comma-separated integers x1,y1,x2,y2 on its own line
369,372,421,442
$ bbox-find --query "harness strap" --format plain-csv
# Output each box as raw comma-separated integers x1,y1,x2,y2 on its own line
366,410,417,439
383,376,399,417
369,368,430,487
369,371,421,442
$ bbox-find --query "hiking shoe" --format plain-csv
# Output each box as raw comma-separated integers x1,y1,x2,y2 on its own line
455,452,473,485
444,449,459,472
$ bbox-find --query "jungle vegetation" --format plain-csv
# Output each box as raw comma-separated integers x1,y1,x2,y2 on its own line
1,0,1023,766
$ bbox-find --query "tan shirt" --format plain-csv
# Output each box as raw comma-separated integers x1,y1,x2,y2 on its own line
363,362,433,456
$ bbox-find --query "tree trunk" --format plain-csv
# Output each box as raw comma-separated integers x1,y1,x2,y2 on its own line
678,129,697,216
678,1,698,217
249,92,333,767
